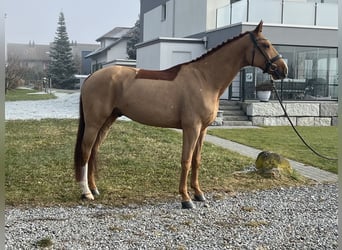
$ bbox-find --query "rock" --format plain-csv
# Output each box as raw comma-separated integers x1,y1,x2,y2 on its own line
255,151,293,178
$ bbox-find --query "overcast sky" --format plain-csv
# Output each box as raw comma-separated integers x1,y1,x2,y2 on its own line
4,0,140,44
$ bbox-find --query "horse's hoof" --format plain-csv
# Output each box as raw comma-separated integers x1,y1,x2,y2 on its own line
181,200,195,209
81,193,94,201
91,189,100,196
194,194,206,202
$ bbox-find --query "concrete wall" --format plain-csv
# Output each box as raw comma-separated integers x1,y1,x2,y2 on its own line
136,41,161,70
142,0,208,42
173,0,207,38
241,23,338,47
243,101,338,126
143,1,174,41
137,37,205,70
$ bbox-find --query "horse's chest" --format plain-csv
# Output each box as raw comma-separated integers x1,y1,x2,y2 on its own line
189,99,218,125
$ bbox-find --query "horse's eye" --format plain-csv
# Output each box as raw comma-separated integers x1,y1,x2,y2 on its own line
263,44,270,49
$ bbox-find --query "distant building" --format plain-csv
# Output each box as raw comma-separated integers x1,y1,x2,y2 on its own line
85,27,136,72
7,42,50,72
6,42,99,76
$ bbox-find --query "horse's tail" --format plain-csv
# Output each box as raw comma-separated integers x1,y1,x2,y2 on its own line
74,95,85,182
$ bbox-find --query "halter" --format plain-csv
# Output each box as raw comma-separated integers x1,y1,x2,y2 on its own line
249,32,283,78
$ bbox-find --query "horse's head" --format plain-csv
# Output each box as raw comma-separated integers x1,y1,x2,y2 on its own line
247,21,288,80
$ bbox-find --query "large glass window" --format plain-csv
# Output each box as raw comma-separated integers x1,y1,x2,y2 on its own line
242,46,338,101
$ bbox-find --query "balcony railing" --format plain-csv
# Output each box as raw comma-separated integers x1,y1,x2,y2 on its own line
217,0,337,28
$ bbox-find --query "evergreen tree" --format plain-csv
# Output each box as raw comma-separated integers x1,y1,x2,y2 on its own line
126,19,140,60
48,12,77,88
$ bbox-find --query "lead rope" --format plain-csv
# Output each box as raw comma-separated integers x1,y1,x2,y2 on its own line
271,82,338,161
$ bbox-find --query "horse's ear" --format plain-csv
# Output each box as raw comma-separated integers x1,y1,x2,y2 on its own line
254,20,263,34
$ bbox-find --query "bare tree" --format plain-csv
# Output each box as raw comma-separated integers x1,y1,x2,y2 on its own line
5,56,26,93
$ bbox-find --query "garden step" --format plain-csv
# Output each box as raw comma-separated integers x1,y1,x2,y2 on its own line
220,105,241,111
222,110,245,116
223,115,249,121
218,100,251,126
222,120,253,126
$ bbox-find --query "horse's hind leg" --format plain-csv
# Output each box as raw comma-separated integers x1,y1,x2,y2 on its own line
79,125,100,200
87,115,118,196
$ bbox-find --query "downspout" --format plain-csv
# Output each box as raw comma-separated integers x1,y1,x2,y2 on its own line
202,36,208,50
314,2,318,26
281,0,284,24
172,0,176,37
246,0,249,22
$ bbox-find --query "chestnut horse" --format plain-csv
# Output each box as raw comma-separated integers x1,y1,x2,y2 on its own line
74,21,287,208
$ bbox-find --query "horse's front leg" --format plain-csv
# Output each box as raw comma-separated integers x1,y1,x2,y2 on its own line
87,147,101,197
179,126,201,209
191,128,207,202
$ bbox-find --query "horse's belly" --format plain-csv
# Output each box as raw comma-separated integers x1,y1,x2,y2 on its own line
121,104,181,128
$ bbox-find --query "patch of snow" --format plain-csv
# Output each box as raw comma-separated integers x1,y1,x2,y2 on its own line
5,91,130,121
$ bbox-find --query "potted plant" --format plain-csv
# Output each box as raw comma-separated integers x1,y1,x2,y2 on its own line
255,81,274,102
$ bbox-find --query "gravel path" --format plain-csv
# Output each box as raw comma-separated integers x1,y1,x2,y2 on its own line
5,92,338,249
5,184,337,249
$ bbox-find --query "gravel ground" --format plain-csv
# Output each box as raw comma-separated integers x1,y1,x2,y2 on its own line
5,184,337,249
5,92,338,249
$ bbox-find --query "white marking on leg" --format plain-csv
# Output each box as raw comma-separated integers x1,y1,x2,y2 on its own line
79,163,94,200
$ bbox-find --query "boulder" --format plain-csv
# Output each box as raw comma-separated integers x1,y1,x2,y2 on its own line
255,151,293,178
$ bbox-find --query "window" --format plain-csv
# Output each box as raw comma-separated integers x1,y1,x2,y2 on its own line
92,62,103,73
275,45,338,100
242,46,338,100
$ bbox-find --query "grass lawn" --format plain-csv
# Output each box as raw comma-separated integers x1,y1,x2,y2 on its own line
5,120,309,207
5,88,56,101
208,126,337,174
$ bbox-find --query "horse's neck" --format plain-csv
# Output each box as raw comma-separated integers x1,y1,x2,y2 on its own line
194,37,249,95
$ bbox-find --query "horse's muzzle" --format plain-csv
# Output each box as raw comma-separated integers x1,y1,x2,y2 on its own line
268,62,288,80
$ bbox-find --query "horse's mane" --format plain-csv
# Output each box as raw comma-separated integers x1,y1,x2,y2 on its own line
135,31,249,81
185,31,249,65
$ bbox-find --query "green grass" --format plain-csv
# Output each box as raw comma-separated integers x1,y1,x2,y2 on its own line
208,126,337,173
5,88,56,101
5,120,308,207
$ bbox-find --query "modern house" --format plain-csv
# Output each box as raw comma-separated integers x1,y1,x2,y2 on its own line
85,27,136,72
137,0,338,126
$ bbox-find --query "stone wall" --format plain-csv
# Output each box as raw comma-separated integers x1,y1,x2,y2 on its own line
242,102,338,126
